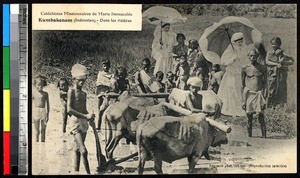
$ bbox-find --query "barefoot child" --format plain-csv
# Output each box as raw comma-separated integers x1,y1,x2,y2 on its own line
67,64,95,174
185,77,203,113
57,78,69,133
242,48,268,138
32,75,50,142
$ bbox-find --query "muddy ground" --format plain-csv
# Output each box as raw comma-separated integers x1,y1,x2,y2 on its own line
32,84,296,175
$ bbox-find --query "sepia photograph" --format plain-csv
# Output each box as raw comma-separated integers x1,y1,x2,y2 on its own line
31,4,297,175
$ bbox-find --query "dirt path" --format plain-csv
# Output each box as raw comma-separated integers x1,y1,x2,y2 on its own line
31,84,296,175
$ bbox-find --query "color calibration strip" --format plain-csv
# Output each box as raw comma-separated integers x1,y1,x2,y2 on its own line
3,3,11,175
3,4,28,175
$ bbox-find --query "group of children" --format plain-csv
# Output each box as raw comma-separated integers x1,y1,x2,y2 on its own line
171,33,211,91
33,64,95,174
134,33,224,96
31,32,293,174
171,33,223,94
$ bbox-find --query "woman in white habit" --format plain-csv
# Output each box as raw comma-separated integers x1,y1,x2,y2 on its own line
217,32,249,117
151,22,176,77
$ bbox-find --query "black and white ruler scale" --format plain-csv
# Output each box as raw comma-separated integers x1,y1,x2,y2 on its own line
18,4,28,175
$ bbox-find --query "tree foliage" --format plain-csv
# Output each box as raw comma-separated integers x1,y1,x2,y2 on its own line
143,4,296,19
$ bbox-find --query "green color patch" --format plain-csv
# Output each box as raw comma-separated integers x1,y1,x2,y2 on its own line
3,47,10,89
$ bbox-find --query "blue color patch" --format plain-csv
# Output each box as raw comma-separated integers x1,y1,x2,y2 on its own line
3,4,10,46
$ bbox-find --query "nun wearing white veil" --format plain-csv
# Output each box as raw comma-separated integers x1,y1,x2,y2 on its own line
217,32,249,117
151,22,176,77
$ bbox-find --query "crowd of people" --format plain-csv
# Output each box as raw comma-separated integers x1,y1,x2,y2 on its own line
134,23,293,115
31,21,294,174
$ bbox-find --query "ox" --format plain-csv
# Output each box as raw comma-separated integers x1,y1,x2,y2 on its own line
136,113,228,174
103,91,168,161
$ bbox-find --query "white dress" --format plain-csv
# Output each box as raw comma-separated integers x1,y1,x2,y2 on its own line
151,25,176,76
217,43,249,117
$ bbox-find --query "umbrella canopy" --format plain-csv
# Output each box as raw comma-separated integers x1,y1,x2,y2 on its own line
199,16,262,64
143,6,187,25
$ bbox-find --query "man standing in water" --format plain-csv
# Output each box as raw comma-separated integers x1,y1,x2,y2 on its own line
242,48,268,138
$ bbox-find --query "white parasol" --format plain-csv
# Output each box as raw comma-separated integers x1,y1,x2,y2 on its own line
143,6,187,49
199,16,262,64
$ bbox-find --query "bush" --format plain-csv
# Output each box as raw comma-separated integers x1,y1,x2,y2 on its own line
142,4,296,19
268,4,296,18
264,106,296,137
230,106,296,137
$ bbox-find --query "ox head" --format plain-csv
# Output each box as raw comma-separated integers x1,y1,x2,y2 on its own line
211,128,228,147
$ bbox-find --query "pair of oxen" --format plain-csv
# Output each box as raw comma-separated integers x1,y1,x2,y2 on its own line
99,89,229,174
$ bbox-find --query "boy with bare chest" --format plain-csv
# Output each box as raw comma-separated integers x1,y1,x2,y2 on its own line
242,49,267,138
67,64,95,174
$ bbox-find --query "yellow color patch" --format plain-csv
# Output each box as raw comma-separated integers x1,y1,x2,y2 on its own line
3,90,10,131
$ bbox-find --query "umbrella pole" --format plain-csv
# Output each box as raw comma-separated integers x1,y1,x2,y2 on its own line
160,21,162,49
224,26,234,50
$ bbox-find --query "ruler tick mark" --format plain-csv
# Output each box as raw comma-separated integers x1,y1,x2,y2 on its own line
19,4,29,175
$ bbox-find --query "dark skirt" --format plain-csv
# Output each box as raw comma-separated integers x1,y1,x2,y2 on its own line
267,68,288,107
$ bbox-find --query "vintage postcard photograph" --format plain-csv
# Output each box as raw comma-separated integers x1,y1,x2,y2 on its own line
31,4,297,175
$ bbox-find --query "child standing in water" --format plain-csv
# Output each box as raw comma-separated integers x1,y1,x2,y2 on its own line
57,78,69,134
67,64,95,174
32,75,50,142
